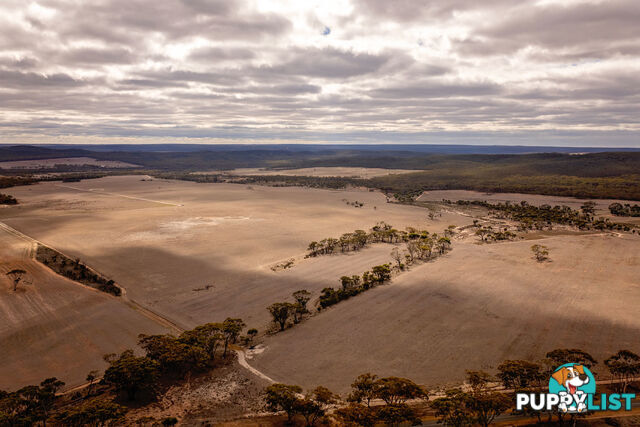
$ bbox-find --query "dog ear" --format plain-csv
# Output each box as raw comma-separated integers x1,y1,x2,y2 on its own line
574,365,585,375
551,368,567,386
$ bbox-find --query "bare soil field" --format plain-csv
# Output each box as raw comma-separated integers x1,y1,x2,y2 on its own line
0,157,139,169
0,176,462,332
0,225,166,390
218,167,421,178
252,232,640,392
3,176,639,396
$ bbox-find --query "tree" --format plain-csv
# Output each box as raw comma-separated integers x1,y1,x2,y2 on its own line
292,290,311,313
138,334,209,374
53,399,126,426
545,348,597,369
370,264,391,284
221,317,245,357
496,360,544,390
297,386,338,427
605,350,640,393
264,383,303,423
469,392,510,427
375,376,427,405
431,389,475,427
86,370,99,397
530,244,549,262
580,201,597,216
268,303,295,331
37,377,65,425
179,323,224,359
246,328,258,348
292,290,311,324
348,373,378,408
376,403,422,426
6,269,27,292
391,247,404,269
103,350,159,400
336,403,377,427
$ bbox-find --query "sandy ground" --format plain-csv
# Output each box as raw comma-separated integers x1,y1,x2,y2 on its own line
0,176,464,333
0,226,167,391
0,157,139,169
217,167,421,178
252,232,640,392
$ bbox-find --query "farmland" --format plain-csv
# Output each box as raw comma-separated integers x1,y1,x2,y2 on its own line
1,174,639,394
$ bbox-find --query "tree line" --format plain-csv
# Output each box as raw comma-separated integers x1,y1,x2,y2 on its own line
263,347,640,426
449,200,637,233
307,222,452,258
609,202,640,217
35,245,121,296
0,318,252,426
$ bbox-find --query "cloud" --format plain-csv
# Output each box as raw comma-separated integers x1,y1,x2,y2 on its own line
0,0,637,146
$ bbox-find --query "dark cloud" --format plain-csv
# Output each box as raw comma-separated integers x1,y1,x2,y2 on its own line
188,47,256,62
351,0,517,22
454,0,640,59
263,47,395,79
0,69,84,88
59,47,137,65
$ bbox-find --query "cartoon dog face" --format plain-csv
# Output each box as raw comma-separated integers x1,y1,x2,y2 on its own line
551,365,589,394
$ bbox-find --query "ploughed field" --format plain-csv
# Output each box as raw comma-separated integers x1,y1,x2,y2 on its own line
0,176,458,331
0,224,166,390
1,175,639,392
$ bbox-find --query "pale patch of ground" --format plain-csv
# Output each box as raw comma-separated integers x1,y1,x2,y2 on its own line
0,227,167,390
215,167,421,178
0,157,139,169
252,233,640,392
125,359,269,425
0,176,465,332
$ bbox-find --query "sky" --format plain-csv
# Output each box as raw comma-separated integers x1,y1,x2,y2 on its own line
0,0,639,146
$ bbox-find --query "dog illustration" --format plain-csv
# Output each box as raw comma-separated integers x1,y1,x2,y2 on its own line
551,365,590,412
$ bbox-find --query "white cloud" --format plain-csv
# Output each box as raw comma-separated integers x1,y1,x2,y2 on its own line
0,0,638,146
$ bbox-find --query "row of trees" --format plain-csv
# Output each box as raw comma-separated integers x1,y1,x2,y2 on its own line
306,222,444,257
266,374,427,427
264,348,640,426
318,264,392,309
103,318,248,401
450,200,636,233
268,290,312,331
474,224,516,243
36,245,121,296
0,318,252,425
609,202,640,217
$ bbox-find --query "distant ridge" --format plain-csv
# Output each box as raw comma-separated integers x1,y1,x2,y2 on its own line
1,143,639,154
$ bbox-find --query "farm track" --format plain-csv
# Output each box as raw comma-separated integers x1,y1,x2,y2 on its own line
55,184,184,207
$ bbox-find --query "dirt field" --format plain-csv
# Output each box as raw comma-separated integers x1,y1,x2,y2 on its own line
0,225,167,390
219,167,421,178
0,176,462,332
0,157,139,169
252,232,640,392
2,176,639,395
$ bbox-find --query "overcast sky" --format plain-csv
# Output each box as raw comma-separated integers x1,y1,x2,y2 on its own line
1,0,638,146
